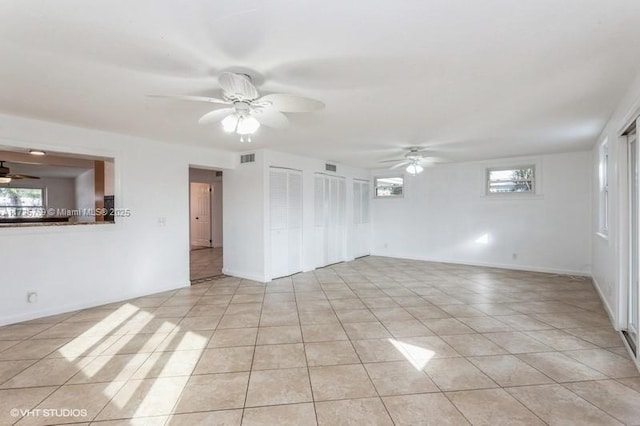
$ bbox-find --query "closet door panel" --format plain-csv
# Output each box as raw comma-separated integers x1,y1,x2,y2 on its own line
287,172,303,275
270,169,289,279
270,168,302,279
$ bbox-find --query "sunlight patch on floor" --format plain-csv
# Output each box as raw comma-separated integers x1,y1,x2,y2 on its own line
389,338,435,370
57,304,140,361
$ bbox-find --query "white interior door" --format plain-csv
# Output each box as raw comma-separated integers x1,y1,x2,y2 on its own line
287,172,303,275
314,174,326,266
270,168,302,279
353,179,371,258
190,182,211,248
629,129,639,350
314,173,346,267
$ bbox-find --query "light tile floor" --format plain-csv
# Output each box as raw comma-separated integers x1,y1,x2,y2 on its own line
190,247,223,281
1,256,639,425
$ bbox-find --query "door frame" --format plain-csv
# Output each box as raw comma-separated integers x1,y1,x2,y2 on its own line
618,118,640,366
189,182,212,249
188,166,225,284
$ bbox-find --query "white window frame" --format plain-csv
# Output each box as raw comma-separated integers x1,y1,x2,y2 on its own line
599,139,609,236
486,165,536,195
374,176,404,198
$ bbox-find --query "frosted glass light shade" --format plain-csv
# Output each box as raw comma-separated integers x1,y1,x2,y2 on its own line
237,116,261,135
221,114,239,133
406,163,424,175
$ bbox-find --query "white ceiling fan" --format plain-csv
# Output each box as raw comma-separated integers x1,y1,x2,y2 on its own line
151,72,325,142
379,147,443,175
0,161,40,184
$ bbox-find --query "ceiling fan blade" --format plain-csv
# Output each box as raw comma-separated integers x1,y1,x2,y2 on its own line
411,150,443,157
259,94,324,112
219,72,259,100
198,108,235,125
252,107,289,129
420,156,446,163
8,174,40,180
390,161,411,170
147,94,231,105
379,158,405,164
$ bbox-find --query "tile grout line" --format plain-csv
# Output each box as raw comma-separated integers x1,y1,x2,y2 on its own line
238,283,266,423
293,277,320,426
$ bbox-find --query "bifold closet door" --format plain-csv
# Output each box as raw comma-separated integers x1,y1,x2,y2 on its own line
269,168,302,279
353,179,371,258
314,173,346,267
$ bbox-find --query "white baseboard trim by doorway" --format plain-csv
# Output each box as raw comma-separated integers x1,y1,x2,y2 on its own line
222,268,268,283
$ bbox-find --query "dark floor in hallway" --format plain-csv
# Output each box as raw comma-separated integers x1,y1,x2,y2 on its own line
190,247,223,281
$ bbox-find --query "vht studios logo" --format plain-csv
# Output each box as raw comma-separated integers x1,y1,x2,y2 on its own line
10,408,89,418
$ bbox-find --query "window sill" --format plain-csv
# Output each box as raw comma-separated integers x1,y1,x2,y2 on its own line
0,220,116,229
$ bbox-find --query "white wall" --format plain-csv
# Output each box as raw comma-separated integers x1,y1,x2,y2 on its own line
104,160,115,196
189,168,223,247
222,151,266,281
372,151,592,275
211,180,223,247
0,113,234,326
591,73,640,326
74,168,95,222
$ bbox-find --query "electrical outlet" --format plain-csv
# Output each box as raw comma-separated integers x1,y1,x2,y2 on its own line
384,243,388,249
512,253,518,260
158,217,166,227
27,292,38,303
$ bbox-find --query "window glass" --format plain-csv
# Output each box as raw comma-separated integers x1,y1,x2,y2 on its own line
0,187,45,217
599,141,609,234
374,176,404,198
487,166,535,194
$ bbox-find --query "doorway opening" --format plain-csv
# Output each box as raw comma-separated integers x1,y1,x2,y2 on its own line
621,119,639,360
189,167,223,282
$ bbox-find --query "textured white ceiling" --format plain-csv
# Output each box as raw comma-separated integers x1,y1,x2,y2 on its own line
1,0,640,167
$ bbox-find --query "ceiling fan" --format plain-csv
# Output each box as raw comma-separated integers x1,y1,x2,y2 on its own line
0,161,40,184
151,72,325,142
379,147,443,176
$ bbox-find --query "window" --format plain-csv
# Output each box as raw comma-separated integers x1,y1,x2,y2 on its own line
486,165,535,194
0,148,116,225
599,140,609,234
0,187,45,218
374,176,404,198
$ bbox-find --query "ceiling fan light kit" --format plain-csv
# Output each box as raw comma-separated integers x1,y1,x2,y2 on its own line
406,162,424,176
152,72,324,143
236,115,261,135
380,147,442,176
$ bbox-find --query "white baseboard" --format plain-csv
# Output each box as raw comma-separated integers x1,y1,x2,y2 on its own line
370,252,592,276
0,281,191,327
222,268,268,283
591,275,616,328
